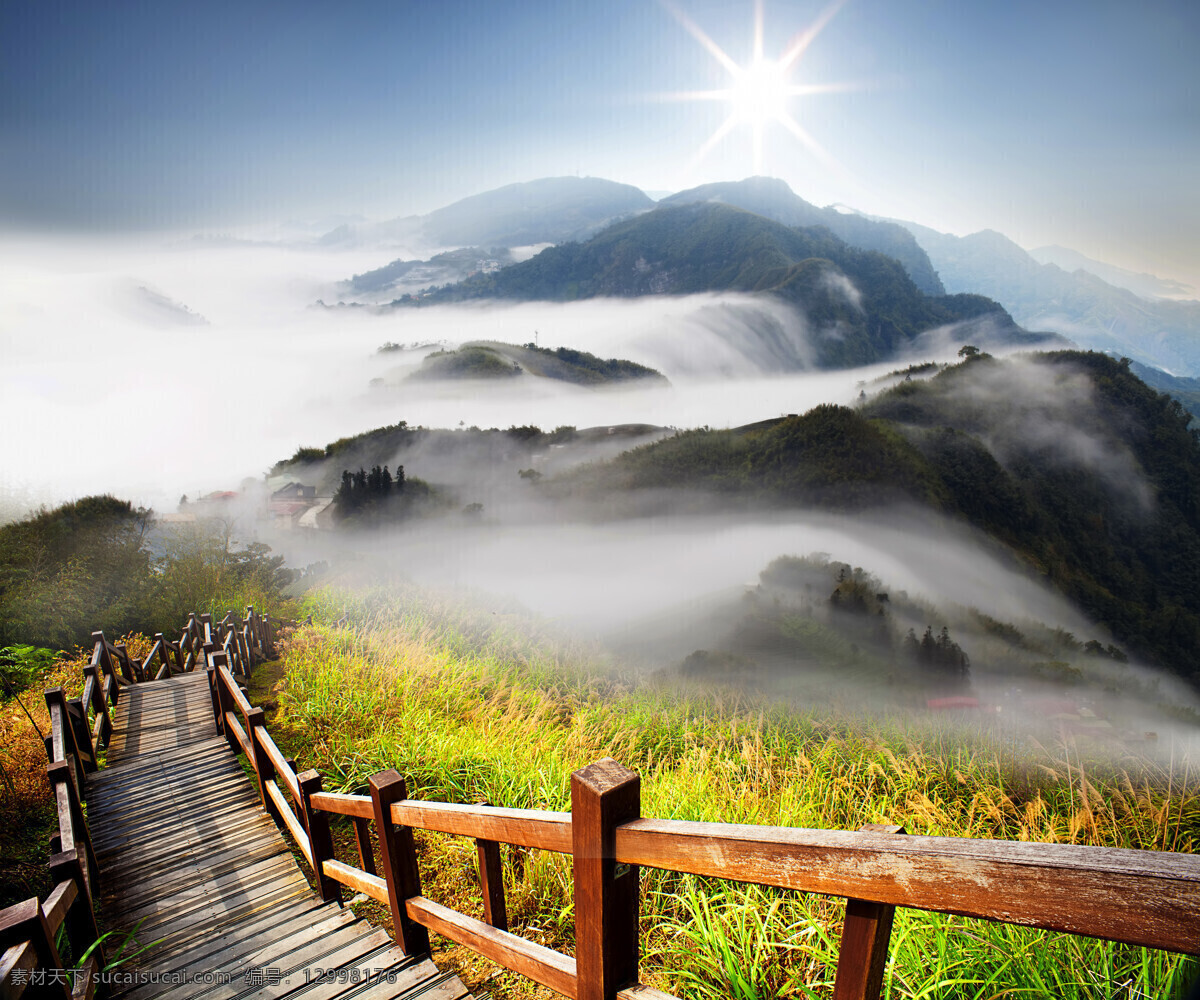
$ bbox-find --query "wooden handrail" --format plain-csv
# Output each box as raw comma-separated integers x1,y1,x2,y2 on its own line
316,788,1200,956
0,939,37,999
257,728,300,802
11,607,304,1000
39,880,77,937
217,665,252,720
615,819,1200,955
322,859,387,903
300,770,1200,999
406,896,578,998
266,780,312,867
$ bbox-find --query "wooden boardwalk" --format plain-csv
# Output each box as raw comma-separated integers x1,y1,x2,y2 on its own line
88,672,472,1000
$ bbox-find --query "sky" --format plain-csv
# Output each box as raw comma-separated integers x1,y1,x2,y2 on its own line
1,0,1197,283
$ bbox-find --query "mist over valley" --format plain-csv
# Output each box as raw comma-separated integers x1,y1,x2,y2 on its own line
5,176,1200,741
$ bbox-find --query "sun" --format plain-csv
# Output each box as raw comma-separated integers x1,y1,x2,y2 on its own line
660,0,854,175
731,58,788,127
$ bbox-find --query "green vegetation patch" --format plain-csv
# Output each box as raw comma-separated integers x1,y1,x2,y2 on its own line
409,345,522,380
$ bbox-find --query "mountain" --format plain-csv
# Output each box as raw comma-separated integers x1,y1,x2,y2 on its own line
419,201,1050,368
405,341,667,385
660,177,945,295
1030,245,1195,300
320,177,654,250
563,351,1200,683
897,221,1200,377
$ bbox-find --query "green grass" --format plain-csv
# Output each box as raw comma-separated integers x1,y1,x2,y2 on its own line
264,582,1199,999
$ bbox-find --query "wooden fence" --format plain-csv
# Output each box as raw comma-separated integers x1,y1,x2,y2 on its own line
202,630,1200,1000
3,609,1198,1000
0,607,296,1000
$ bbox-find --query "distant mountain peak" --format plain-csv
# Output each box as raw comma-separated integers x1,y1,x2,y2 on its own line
321,176,654,251
661,177,945,295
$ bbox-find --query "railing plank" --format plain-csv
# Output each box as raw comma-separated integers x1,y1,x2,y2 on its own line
217,666,252,720
265,780,312,867
39,881,77,937
73,953,100,1000
224,712,252,759
309,791,371,820
257,730,299,803
392,800,572,854
0,940,37,1000
615,988,676,1000
322,860,388,904
406,896,578,999
613,820,1200,954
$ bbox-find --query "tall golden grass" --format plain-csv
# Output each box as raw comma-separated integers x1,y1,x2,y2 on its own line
260,585,1199,999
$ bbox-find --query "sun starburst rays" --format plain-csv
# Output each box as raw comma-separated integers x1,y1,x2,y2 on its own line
658,0,852,175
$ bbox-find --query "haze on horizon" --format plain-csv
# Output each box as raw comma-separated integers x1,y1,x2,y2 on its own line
1,0,1196,290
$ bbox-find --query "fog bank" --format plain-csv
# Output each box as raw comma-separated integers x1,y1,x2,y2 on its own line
0,236,932,516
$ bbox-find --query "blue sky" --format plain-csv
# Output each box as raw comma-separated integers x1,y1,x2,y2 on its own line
2,0,1196,284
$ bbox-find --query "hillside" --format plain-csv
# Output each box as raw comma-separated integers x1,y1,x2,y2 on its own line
661,176,945,295
419,202,1047,368
406,341,667,385
560,352,1200,681
320,176,654,250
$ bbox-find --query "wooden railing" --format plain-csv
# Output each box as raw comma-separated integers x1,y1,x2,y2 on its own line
4,609,1198,1000
204,659,1200,1000
0,606,299,1000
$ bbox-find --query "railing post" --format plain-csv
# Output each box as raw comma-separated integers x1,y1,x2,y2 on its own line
46,761,98,897
49,850,106,979
114,642,137,683
246,606,260,660
0,897,72,1000
298,770,341,904
211,654,240,756
238,627,253,678
572,758,640,1000
205,663,223,735
368,769,429,956
153,634,170,679
352,817,377,876
246,706,280,824
474,801,507,932
66,697,97,773
832,824,907,1000
45,689,85,792
91,632,119,703
83,664,112,748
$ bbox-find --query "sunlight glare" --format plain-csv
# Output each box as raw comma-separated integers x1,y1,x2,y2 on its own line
731,58,787,126
659,0,856,176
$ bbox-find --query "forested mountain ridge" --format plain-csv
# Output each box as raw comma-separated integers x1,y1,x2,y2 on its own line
418,202,1048,368
562,352,1200,681
660,176,945,295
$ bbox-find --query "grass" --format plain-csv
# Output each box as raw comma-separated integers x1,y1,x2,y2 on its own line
254,582,1200,999
0,634,166,910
